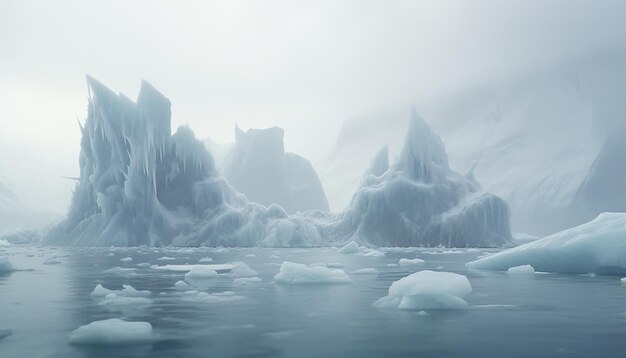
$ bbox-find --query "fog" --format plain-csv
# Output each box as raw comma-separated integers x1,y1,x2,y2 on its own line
0,0,625,225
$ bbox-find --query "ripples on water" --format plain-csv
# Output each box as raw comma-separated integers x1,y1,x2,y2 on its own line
0,245,624,357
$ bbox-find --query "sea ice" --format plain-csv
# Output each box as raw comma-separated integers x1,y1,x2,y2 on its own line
69,319,154,345
184,266,218,279
337,241,360,254
274,262,352,284
103,267,139,277
467,213,626,274
399,258,425,266
351,268,379,275
507,265,535,275
198,257,213,263
374,270,472,310
120,257,133,262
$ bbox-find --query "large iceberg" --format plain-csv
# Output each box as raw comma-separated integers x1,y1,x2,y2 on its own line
327,108,512,247
45,76,321,247
45,77,511,248
222,126,329,213
467,213,626,274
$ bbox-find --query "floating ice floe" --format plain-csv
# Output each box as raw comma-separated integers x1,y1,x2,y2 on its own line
173,290,246,303
337,241,385,257
398,258,425,266
174,280,189,289
156,256,176,261
375,270,472,310
507,265,535,276
467,213,626,274
233,277,262,285
184,266,218,279
620,277,626,284
91,284,151,298
69,319,154,345
136,263,150,267
274,262,352,284
351,268,379,275
120,257,133,262
103,267,139,277
198,257,213,263
0,239,10,247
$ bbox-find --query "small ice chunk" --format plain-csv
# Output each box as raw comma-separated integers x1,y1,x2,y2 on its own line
184,266,218,279
274,262,352,284
91,284,114,297
245,254,257,258
174,280,189,289
69,319,153,345
0,239,10,247
374,270,472,310
620,277,626,284
198,257,213,263
175,290,245,303
106,253,115,257
233,277,262,285
0,256,15,273
156,256,176,261
229,262,258,277
120,257,133,262
136,263,151,267
507,265,535,276
119,285,151,297
103,267,138,277
352,268,379,275
337,241,360,254
399,258,425,266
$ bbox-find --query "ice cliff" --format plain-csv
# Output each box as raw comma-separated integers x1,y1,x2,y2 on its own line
222,126,329,213
46,77,511,247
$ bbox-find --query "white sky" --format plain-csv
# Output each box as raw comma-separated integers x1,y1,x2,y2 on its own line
0,0,625,213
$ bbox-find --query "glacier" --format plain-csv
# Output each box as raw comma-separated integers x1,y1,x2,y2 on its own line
45,77,511,248
222,126,329,213
467,212,626,274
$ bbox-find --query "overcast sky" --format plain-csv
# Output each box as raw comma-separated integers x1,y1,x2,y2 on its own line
1,0,625,212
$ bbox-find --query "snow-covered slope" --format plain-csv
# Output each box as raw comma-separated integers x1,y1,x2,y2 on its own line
222,126,329,213
46,77,511,248
467,212,626,274
327,108,512,247
321,54,626,236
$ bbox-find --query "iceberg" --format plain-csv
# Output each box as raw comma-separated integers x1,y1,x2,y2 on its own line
331,108,512,247
374,270,472,310
274,262,352,284
467,213,626,274
222,126,329,213
69,319,154,345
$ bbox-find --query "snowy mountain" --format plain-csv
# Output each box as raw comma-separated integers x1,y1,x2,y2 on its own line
321,54,626,236
222,126,329,213
46,77,511,247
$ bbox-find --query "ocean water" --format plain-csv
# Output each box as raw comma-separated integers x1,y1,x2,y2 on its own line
0,245,624,358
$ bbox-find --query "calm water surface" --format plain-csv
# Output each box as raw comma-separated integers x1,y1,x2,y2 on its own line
0,245,624,358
